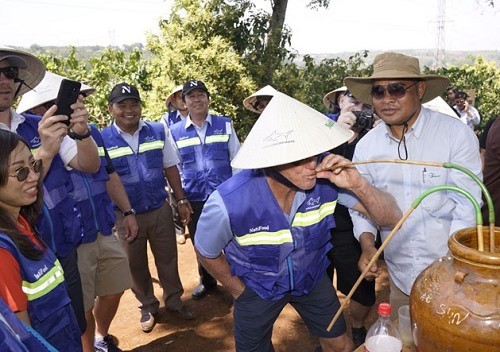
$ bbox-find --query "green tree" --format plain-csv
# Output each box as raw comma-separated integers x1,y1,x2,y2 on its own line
428,55,500,130
146,0,257,138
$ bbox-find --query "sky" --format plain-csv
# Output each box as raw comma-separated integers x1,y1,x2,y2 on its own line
1,0,499,54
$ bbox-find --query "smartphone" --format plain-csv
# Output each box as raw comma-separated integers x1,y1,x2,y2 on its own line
54,79,82,125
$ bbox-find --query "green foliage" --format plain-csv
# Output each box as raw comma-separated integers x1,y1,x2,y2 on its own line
146,0,257,137
274,51,372,112
37,47,151,127
427,55,500,130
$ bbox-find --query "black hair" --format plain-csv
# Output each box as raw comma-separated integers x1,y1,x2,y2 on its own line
0,130,44,260
455,91,468,100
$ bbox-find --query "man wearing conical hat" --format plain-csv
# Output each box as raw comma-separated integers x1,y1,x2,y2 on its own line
345,52,482,320
194,91,402,351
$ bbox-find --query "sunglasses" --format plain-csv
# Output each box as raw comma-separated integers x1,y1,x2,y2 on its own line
371,82,419,100
9,159,42,182
0,66,19,80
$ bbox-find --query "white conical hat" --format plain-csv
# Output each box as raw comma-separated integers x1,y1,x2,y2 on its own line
232,91,353,169
422,96,460,119
323,86,348,110
16,71,95,113
243,85,277,114
0,46,46,96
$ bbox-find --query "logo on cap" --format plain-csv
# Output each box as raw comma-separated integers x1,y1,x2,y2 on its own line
121,85,132,94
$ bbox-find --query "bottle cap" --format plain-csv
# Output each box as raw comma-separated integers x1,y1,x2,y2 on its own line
378,302,391,316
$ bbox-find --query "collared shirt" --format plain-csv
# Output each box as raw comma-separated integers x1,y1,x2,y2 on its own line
195,187,357,258
1,110,76,166
454,105,481,130
173,114,241,173
350,106,482,295
112,120,179,168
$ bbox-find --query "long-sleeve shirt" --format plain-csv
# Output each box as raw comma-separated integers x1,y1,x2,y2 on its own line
349,106,482,295
454,104,481,130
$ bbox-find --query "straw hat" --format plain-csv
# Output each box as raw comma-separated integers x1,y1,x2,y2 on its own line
165,85,183,108
344,52,450,105
16,72,95,114
231,91,353,169
322,86,348,110
0,47,46,96
243,85,277,114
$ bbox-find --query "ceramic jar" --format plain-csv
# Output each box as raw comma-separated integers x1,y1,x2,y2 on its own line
410,227,500,351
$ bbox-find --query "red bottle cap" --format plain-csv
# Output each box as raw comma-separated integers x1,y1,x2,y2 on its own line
378,302,391,316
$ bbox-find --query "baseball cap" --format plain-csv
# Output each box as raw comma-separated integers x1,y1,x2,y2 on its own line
182,80,209,97
108,83,141,104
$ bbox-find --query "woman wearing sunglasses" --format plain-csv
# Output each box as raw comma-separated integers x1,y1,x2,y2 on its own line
0,130,83,351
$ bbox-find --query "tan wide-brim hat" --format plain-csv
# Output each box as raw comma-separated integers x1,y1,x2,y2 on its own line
0,47,46,96
243,85,277,114
165,85,183,108
323,86,348,110
16,71,95,114
231,91,353,169
344,52,450,105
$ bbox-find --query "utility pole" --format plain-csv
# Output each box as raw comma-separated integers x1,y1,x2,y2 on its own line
433,0,447,69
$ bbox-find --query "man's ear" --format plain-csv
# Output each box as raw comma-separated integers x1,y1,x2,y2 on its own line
418,81,426,100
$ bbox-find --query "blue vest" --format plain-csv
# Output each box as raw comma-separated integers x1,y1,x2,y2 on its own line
0,234,82,352
18,114,82,257
0,296,57,352
100,122,167,214
219,169,338,300
68,125,115,243
170,116,233,201
162,110,183,126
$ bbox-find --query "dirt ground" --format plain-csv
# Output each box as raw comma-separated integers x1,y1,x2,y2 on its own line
108,240,390,352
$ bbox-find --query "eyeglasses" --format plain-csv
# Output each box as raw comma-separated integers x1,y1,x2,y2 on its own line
371,82,419,100
9,159,42,182
0,66,19,80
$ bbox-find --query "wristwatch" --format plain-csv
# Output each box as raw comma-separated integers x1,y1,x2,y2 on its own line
123,208,136,217
177,199,189,205
68,128,92,140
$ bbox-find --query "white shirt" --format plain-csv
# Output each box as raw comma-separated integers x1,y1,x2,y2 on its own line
349,106,482,295
454,104,481,130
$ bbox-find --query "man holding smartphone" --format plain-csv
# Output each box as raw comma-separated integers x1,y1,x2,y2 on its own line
0,47,101,341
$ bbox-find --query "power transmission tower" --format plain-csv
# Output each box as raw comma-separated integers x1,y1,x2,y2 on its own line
433,0,447,68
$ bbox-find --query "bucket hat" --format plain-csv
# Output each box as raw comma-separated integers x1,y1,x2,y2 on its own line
0,46,46,96
243,85,277,114
344,52,450,105
16,71,95,113
322,86,348,110
231,91,353,169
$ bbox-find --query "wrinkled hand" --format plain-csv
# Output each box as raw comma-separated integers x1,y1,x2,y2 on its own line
315,153,364,190
178,202,193,225
358,245,381,281
68,95,90,135
37,104,69,159
123,215,139,242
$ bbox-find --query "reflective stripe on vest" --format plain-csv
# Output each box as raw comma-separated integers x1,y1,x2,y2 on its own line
97,146,106,157
235,229,293,246
205,134,230,143
292,200,337,227
176,137,201,148
21,260,64,301
139,140,164,153
107,147,133,159
176,134,230,149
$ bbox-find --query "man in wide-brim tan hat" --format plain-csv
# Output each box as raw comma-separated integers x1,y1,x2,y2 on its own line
193,91,402,352
344,51,482,320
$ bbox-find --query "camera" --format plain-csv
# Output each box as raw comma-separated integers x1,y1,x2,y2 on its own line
352,111,374,131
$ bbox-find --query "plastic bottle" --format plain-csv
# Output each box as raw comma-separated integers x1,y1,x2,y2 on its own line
364,302,403,352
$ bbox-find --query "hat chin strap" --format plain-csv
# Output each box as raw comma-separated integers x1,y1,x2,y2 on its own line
264,167,300,191
13,78,33,99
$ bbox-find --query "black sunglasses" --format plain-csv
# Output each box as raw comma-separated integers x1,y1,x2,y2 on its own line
9,159,42,182
371,82,419,100
0,66,19,80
